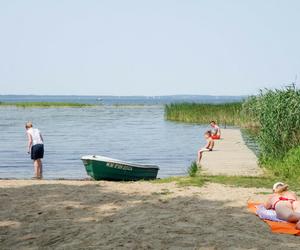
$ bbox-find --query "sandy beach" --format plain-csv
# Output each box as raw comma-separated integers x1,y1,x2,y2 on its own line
1,180,300,250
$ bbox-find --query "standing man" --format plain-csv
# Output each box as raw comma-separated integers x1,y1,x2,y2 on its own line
25,122,44,179
210,121,221,140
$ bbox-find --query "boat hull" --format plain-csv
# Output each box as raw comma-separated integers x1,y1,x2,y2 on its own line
81,156,159,181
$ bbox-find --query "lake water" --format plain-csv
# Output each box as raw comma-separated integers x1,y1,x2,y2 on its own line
0,106,208,179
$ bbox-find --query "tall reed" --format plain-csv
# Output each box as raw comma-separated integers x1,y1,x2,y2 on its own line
243,86,300,161
241,86,300,180
165,102,243,126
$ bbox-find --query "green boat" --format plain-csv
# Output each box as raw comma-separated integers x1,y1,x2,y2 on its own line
81,155,159,181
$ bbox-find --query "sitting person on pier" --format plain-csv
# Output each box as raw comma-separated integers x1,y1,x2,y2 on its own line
264,182,300,229
210,121,221,140
197,130,214,164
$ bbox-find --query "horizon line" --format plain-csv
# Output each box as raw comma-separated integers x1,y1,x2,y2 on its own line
0,94,248,97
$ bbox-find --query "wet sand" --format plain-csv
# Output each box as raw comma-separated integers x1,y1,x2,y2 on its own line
201,129,263,176
1,180,300,249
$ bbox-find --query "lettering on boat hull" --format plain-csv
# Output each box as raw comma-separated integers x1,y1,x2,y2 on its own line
106,162,133,171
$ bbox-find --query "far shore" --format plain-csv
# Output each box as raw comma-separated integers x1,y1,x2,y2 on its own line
0,102,95,108
0,102,166,108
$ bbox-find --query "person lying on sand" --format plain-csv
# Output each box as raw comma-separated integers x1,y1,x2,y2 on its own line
265,182,300,229
210,121,221,140
197,131,214,164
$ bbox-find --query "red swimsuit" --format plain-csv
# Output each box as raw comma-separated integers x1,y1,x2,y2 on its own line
272,197,296,210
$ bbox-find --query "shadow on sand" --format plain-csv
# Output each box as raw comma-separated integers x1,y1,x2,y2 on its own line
0,182,299,249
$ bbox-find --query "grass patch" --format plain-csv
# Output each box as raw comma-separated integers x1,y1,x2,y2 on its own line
262,146,300,181
152,176,205,187
176,176,205,187
203,175,278,189
151,176,204,187
188,161,198,177
151,176,183,184
0,102,95,108
152,161,204,187
153,174,300,192
205,175,300,191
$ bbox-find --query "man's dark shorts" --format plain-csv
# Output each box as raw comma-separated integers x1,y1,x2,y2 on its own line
31,144,44,160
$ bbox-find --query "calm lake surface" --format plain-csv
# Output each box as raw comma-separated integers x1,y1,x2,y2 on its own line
0,106,207,179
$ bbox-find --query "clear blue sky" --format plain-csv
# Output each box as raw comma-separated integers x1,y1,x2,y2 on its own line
0,0,299,96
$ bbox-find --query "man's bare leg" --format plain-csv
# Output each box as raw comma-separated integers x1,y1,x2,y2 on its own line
33,160,39,178
39,159,43,178
37,159,43,179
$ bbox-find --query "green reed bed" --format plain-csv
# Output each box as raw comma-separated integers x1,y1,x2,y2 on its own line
164,86,300,181
165,102,243,126
243,86,300,159
0,102,94,108
242,86,300,180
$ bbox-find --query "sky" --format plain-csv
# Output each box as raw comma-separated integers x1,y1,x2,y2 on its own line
0,0,299,96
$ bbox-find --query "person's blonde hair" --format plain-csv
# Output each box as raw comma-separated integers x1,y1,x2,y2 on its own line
25,122,33,129
273,182,289,193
